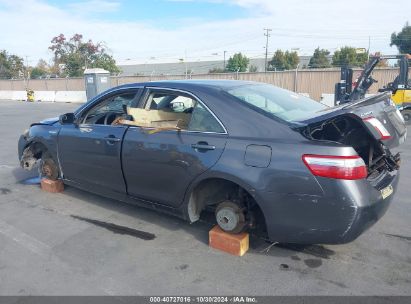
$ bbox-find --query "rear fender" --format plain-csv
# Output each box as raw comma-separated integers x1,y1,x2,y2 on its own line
182,170,267,224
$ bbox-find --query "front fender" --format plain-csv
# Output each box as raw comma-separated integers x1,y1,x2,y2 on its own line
18,124,60,168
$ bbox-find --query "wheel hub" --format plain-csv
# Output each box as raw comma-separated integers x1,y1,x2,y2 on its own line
216,207,240,232
42,164,52,177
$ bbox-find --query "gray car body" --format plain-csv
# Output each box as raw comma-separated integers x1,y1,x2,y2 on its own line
18,80,404,244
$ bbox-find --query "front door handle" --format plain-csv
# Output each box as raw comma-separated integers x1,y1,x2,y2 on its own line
104,135,121,143
191,142,216,151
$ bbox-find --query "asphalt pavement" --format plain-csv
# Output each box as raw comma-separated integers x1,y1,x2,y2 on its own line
0,100,410,295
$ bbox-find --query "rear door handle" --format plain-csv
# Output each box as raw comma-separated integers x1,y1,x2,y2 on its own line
191,142,216,151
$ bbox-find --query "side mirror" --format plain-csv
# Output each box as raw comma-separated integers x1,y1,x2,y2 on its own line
59,113,75,124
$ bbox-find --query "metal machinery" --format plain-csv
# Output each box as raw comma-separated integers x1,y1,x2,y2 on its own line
335,54,411,121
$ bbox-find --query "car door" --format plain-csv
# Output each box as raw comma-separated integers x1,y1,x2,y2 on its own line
122,88,228,207
58,88,142,195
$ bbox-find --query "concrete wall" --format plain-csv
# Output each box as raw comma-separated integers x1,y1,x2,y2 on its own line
0,90,86,103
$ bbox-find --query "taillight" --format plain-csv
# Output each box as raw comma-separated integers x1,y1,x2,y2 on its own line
302,155,367,180
363,117,391,140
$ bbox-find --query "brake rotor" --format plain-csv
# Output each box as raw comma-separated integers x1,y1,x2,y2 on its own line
41,159,59,180
215,201,246,233
42,164,52,177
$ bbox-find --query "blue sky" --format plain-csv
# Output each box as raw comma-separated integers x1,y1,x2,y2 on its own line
0,0,409,66
46,0,248,25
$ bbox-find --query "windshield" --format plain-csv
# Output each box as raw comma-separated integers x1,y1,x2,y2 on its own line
226,84,327,122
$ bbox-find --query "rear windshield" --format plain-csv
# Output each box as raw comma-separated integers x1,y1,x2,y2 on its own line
225,84,327,122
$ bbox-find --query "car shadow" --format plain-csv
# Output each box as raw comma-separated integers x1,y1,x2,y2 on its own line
12,166,336,260
12,165,213,245
13,166,40,184
62,185,214,245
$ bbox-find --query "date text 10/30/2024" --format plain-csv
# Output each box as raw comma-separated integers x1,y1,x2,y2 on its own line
149,297,257,303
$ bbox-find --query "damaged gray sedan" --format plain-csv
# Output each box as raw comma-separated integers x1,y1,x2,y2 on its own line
18,80,406,244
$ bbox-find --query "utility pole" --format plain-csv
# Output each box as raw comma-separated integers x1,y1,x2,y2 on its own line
24,55,29,90
367,36,371,60
184,49,188,79
264,28,272,72
223,50,227,71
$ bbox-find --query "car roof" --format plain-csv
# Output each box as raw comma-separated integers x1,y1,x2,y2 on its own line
116,79,260,91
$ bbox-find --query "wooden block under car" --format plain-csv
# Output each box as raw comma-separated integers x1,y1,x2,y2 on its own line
41,178,64,193
209,225,249,256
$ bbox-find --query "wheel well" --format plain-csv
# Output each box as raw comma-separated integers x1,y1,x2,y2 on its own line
20,142,49,170
187,178,267,232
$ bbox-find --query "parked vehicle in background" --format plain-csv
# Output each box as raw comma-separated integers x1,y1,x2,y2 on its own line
18,80,406,244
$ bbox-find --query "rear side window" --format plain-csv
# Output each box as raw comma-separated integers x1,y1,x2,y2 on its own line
226,84,326,122
130,90,225,133
189,102,225,133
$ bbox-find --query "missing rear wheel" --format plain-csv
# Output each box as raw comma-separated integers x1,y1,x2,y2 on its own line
215,201,247,234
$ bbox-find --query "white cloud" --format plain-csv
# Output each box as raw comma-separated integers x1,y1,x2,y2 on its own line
0,0,409,67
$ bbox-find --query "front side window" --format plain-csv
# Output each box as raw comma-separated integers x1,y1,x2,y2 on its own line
226,84,326,122
82,91,139,125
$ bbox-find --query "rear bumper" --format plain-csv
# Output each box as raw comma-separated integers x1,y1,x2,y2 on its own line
337,183,395,244
258,170,399,244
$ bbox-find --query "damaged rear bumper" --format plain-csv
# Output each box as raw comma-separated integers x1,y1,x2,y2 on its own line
259,170,399,244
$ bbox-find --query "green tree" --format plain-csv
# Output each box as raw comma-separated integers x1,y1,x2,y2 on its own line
308,47,331,68
268,50,285,71
332,46,368,67
64,53,84,77
0,51,11,78
49,33,120,77
226,53,249,72
90,53,121,74
0,50,24,79
391,22,411,54
30,67,47,79
248,64,258,72
8,55,25,78
30,59,49,79
268,50,299,71
285,51,299,69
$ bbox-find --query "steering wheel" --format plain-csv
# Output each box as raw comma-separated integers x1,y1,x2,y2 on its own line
104,112,118,125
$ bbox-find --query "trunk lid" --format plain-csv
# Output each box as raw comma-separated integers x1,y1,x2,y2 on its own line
297,92,407,149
